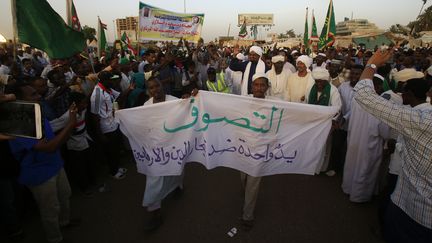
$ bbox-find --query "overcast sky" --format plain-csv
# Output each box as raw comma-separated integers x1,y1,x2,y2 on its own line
0,0,429,42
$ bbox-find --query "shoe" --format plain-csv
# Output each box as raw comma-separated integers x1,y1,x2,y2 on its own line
61,218,82,229
112,169,126,180
239,218,254,231
119,167,128,173
325,170,336,177
144,209,163,231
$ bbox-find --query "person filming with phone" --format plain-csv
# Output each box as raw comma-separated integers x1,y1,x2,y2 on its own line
6,83,80,243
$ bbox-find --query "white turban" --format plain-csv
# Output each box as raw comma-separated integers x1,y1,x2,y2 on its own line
312,68,330,81
252,72,268,82
318,53,327,57
296,55,313,69
271,55,285,63
393,69,425,82
249,46,263,57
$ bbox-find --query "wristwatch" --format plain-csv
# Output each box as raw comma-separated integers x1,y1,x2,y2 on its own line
366,63,377,71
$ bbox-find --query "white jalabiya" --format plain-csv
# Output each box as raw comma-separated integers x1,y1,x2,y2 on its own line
266,67,291,100
227,67,243,95
342,98,390,203
285,72,315,103
241,59,266,96
304,84,342,173
142,95,184,211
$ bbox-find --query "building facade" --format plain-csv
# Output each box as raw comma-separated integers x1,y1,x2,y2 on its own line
116,16,138,42
336,19,383,36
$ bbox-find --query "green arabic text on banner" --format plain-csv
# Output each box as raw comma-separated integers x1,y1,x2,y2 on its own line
14,0,86,59
139,2,204,43
116,91,339,177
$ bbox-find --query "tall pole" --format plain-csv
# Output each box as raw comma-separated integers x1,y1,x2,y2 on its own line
227,23,231,37
184,0,186,13
410,1,427,35
10,0,18,61
113,20,117,40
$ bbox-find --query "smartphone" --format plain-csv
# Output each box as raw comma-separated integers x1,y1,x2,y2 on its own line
0,101,43,139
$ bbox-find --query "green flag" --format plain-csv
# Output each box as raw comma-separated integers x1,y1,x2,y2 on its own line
318,0,336,50
239,20,248,38
304,8,309,50
14,0,86,59
310,10,319,42
97,18,107,58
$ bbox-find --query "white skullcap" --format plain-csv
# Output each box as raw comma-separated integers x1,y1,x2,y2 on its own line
249,46,263,57
312,68,330,81
291,50,299,55
318,53,327,57
252,72,268,82
296,55,313,69
271,55,285,63
236,53,246,61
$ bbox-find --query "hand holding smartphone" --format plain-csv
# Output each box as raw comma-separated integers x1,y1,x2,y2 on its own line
0,101,43,139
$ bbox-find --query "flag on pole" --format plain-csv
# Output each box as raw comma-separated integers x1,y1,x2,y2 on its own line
303,7,310,53
13,0,85,59
238,19,248,38
97,17,107,58
310,10,319,42
66,0,81,31
318,0,336,50
121,32,136,56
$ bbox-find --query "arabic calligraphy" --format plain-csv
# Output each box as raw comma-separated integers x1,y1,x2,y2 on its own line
132,137,298,167
163,106,285,134
151,19,194,29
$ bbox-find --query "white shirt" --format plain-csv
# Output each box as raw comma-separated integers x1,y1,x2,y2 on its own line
50,109,91,151
338,81,355,131
90,84,120,134
0,65,10,75
283,62,296,73
286,72,315,103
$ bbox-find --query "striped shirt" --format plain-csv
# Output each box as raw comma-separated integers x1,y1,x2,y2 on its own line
354,79,432,229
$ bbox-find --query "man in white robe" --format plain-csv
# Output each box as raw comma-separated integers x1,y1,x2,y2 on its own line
285,55,315,103
342,77,390,203
266,55,290,100
304,68,341,174
229,46,267,96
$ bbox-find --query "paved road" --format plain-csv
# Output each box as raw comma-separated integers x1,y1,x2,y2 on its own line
3,157,385,243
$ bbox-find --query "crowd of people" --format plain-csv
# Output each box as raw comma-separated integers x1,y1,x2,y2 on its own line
0,38,431,243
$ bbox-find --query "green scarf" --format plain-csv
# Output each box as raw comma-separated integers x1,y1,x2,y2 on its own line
308,82,331,106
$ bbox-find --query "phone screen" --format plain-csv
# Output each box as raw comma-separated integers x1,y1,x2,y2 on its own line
0,101,43,139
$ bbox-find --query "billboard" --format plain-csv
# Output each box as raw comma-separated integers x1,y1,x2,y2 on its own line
238,14,274,26
139,2,204,43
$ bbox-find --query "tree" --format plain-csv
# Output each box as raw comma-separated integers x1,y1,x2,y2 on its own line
82,25,96,42
389,24,409,35
286,29,296,38
409,5,432,32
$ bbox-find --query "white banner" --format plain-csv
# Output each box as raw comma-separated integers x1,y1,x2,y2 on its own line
116,92,338,177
